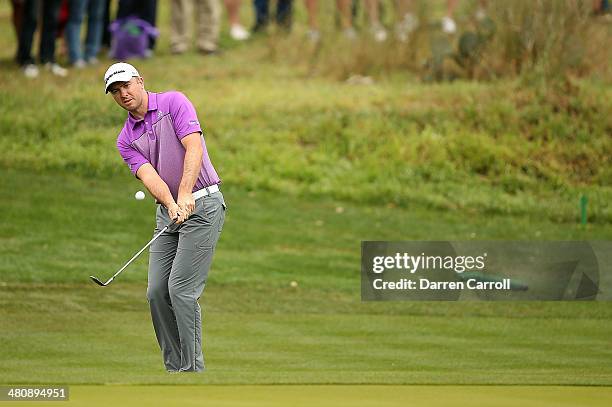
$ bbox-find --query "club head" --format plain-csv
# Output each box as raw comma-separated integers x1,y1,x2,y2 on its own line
89,276,107,287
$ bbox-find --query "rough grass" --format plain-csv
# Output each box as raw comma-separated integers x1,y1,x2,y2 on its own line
0,3,610,223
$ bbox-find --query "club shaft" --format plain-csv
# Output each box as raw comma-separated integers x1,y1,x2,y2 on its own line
104,223,172,284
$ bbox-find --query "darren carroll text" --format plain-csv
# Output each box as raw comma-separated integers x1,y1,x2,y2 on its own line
372,278,512,290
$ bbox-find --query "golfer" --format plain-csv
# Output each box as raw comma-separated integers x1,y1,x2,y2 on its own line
104,62,226,372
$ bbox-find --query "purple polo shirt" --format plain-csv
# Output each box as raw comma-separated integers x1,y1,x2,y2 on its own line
116,91,221,200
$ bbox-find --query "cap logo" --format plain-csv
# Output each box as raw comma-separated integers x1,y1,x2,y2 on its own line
105,69,127,85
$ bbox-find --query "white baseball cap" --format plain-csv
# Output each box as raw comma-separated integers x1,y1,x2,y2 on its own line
103,62,140,93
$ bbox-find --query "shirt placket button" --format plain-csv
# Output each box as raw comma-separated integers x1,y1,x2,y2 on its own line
147,122,155,140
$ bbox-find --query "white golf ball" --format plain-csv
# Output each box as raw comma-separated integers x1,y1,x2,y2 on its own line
135,191,145,200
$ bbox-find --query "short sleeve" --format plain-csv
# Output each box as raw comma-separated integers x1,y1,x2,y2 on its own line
168,92,203,139
117,133,149,177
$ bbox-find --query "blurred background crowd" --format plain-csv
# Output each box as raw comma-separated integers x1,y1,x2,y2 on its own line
10,0,610,79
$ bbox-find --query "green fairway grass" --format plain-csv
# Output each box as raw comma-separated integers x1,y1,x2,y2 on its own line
5,385,612,407
1,169,610,285
1,171,611,386
2,284,612,386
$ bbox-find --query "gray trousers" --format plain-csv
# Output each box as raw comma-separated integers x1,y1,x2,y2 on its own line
147,191,226,372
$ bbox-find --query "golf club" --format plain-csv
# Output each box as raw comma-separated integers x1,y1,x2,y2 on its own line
89,218,177,287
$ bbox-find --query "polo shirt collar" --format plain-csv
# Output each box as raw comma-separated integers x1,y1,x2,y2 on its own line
127,92,158,128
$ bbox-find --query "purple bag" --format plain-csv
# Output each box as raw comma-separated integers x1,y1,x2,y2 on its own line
109,17,159,60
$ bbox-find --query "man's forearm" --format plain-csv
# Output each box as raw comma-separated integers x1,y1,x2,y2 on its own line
178,144,203,195
137,164,175,208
